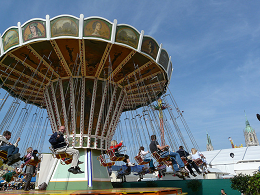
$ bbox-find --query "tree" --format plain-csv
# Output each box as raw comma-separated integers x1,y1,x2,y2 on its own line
247,172,260,195
230,173,250,194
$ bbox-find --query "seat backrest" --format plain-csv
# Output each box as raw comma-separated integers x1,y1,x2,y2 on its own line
55,153,72,159
0,150,7,160
181,157,188,166
63,158,72,165
194,158,203,166
152,151,160,160
134,155,142,164
98,155,115,167
135,155,150,165
106,150,115,158
99,155,106,163
25,159,41,166
163,160,172,166
107,149,125,161
0,150,7,155
111,155,124,161
152,151,169,163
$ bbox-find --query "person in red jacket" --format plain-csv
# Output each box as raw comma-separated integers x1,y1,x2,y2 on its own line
110,140,134,166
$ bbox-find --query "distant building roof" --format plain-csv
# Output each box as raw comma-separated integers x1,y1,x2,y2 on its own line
245,116,254,133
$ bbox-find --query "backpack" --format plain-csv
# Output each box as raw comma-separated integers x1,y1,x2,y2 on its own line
38,182,47,190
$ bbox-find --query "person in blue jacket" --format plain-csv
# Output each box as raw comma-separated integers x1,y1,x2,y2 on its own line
49,126,83,174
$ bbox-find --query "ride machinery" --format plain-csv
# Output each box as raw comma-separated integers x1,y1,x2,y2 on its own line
0,14,173,190
152,99,168,146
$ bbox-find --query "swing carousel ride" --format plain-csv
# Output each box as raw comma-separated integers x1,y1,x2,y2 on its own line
0,14,200,191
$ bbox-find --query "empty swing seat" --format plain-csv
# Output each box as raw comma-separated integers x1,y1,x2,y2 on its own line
98,155,115,167
0,151,7,161
106,150,125,161
134,155,149,165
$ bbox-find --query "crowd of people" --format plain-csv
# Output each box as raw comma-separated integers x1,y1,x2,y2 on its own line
48,126,208,180
0,125,85,191
148,134,208,178
108,134,208,179
0,125,209,191
0,165,35,191
0,130,39,191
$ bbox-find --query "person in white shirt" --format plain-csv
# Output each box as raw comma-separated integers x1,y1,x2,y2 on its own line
191,148,208,173
138,146,155,172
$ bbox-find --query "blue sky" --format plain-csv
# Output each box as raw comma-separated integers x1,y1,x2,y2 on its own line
1,1,260,152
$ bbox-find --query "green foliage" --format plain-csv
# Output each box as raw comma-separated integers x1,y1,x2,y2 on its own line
230,173,250,193
247,172,260,195
231,172,260,194
186,179,202,193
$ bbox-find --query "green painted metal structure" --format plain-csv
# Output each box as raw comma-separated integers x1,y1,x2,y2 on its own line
47,149,112,190
112,179,240,195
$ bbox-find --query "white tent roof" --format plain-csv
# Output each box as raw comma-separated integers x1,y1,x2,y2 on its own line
243,146,260,161
201,146,260,175
202,146,260,165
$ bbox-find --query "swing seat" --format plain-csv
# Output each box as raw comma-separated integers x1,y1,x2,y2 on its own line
0,151,7,161
181,157,189,166
134,155,149,165
163,160,172,166
49,147,72,165
55,152,72,159
194,158,203,166
61,158,72,165
24,158,41,166
151,151,170,163
56,153,72,165
106,150,125,161
98,155,115,167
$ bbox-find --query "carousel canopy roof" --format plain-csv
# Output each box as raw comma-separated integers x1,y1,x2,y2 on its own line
0,14,173,110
